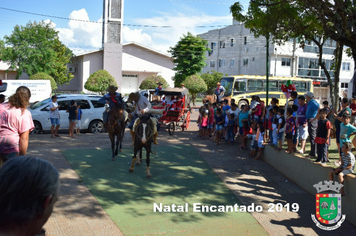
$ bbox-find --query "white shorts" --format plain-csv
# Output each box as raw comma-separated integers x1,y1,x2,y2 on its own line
76,120,81,129
298,125,308,140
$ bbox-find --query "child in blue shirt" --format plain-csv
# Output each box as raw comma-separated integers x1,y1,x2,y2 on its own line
226,114,235,145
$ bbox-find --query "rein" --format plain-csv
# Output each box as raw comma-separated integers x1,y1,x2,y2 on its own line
135,120,154,142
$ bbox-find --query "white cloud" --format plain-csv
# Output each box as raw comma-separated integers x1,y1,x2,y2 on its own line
50,8,231,55
122,26,152,46
56,8,102,53
123,13,231,54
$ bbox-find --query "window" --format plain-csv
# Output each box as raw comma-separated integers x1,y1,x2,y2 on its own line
231,39,234,47
267,81,278,91
219,41,225,48
219,59,225,67
243,58,248,67
247,79,263,91
244,37,247,45
91,100,105,108
281,58,291,66
210,61,215,68
58,101,70,111
341,83,349,88
230,59,235,67
209,42,215,56
342,62,350,71
75,100,90,109
233,81,246,92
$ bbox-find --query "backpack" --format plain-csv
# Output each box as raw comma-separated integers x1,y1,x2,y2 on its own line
279,116,286,129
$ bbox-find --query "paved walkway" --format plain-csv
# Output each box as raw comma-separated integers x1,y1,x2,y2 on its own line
27,109,356,235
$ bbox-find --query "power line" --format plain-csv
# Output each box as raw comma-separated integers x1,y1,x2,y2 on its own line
0,6,230,29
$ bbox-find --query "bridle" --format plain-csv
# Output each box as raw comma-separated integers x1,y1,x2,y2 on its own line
135,115,154,142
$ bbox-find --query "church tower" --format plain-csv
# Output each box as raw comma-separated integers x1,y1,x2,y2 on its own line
102,0,123,92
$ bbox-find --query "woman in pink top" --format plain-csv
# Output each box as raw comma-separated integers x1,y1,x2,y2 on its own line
0,86,34,165
200,109,209,139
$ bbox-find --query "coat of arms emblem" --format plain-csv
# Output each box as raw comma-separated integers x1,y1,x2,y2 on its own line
311,181,346,230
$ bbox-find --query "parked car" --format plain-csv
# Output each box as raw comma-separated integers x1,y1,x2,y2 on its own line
29,94,105,134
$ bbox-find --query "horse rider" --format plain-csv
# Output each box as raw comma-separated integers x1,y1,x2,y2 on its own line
155,82,163,95
214,82,225,104
128,92,159,146
98,85,125,130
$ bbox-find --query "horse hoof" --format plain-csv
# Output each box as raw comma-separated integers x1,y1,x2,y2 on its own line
119,149,122,152
135,162,141,166
129,168,134,173
146,174,152,179
112,158,116,161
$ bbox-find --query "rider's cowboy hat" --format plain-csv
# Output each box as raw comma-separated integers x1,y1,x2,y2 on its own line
107,85,118,92
157,82,163,86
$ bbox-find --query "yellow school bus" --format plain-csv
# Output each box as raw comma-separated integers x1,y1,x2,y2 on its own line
220,75,313,108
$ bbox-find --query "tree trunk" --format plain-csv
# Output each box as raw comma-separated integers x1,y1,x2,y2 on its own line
333,42,344,112
192,93,196,106
314,38,342,113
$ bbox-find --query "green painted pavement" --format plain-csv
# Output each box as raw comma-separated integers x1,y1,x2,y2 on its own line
62,145,268,236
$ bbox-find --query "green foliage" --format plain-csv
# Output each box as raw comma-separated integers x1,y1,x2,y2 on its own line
139,75,169,89
84,70,117,95
230,0,343,114
183,74,207,105
168,32,210,87
201,70,227,94
0,21,73,85
29,72,57,91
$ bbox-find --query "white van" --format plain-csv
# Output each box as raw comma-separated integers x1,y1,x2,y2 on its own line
29,94,105,134
0,80,51,103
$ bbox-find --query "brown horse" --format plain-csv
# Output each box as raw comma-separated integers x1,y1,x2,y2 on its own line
129,114,154,178
107,102,126,161
203,94,216,104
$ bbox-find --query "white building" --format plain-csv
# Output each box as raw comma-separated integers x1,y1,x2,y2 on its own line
59,43,175,94
198,19,355,102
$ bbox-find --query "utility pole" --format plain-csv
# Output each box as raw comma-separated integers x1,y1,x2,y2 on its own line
291,38,296,77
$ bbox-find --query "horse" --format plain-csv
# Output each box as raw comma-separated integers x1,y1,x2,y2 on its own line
203,94,217,104
107,102,126,161
129,114,154,178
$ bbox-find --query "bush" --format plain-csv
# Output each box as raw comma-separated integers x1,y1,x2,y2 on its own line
183,74,207,105
29,72,57,90
201,70,227,94
84,70,117,95
139,75,169,89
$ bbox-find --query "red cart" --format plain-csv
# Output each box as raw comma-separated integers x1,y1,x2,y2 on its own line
154,88,191,135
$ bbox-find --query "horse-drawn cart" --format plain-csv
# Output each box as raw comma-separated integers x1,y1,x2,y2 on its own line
151,88,191,135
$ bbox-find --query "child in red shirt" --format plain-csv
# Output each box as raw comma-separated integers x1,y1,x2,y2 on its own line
240,121,252,150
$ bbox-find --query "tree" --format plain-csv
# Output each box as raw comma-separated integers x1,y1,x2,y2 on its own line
183,74,207,105
0,21,73,85
84,70,117,95
139,75,169,89
230,1,346,111
168,32,210,87
201,70,227,94
29,72,57,91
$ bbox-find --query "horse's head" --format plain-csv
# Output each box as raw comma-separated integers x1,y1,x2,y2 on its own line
136,114,153,144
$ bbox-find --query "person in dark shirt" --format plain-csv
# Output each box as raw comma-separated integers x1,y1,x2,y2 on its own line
66,100,78,138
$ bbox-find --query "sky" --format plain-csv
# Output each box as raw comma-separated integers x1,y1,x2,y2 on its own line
0,0,249,55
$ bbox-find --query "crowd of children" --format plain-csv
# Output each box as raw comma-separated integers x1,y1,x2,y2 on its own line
196,95,355,181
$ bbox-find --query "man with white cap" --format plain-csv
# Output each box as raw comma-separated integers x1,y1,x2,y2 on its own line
305,92,320,158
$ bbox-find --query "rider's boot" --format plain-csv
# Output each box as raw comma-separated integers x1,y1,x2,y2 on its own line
153,132,158,145
130,129,135,147
103,123,107,133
